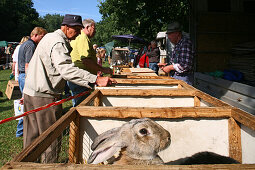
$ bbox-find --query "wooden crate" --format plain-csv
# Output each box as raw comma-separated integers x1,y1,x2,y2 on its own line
5,89,255,169
5,80,22,99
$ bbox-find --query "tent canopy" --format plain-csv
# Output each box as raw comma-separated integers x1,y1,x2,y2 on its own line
112,34,147,46
0,41,8,47
104,41,114,56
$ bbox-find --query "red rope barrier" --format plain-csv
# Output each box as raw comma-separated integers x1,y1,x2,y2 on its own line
0,90,91,125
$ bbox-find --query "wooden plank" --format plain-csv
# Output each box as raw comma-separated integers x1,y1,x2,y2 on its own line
11,108,77,162
78,89,100,106
129,68,155,73
113,75,174,79
228,117,242,163
194,96,200,107
68,113,80,163
231,108,255,132
100,89,196,97
3,162,255,169
195,72,255,98
115,78,183,85
195,90,229,107
93,92,102,106
76,107,231,119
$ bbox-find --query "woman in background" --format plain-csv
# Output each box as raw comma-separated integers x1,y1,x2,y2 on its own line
12,36,29,81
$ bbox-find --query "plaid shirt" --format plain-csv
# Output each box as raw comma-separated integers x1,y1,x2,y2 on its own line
170,36,194,75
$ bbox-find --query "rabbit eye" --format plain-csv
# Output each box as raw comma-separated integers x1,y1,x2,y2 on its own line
139,128,148,135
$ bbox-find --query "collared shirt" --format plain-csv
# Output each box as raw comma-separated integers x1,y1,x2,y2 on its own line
23,29,97,98
70,31,97,74
18,39,36,72
170,36,194,75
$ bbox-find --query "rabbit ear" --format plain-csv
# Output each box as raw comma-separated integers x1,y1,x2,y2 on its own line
88,127,125,164
87,141,122,164
91,127,120,150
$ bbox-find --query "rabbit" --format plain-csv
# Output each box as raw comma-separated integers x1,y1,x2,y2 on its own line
87,118,171,165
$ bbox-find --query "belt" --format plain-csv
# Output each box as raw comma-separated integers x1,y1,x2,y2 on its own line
19,71,25,73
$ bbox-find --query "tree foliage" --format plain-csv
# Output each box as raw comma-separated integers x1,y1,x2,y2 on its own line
0,0,39,42
93,0,190,47
37,14,64,32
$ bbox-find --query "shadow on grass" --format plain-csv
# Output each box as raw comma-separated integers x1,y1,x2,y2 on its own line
0,98,8,103
0,105,13,112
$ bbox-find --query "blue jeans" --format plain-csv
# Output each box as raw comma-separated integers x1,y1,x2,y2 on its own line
173,73,194,86
16,119,23,137
67,81,91,107
18,73,26,93
149,62,159,74
17,73,26,137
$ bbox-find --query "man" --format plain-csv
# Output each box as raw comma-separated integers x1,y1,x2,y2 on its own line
18,27,47,93
146,40,160,74
158,21,194,85
68,19,112,106
23,14,115,163
16,27,47,138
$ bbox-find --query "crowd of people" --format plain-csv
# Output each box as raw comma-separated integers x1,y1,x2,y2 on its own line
8,14,116,163
6,13,195,163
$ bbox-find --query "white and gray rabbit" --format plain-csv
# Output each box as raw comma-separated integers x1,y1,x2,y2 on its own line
87,118,171,165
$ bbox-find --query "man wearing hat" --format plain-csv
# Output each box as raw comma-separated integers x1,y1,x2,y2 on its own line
22,14,116,163
158,21,194,85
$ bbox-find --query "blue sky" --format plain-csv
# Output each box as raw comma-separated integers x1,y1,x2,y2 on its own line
33,0,103,22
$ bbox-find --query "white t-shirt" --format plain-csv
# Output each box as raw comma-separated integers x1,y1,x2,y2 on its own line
12,45,21,81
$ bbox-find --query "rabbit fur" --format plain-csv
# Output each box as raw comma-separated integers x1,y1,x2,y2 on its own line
87,118,171,165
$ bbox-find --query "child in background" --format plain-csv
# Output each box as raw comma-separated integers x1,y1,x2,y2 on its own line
96,48,106,76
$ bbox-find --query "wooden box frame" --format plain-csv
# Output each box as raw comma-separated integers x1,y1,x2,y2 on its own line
5,88,255,169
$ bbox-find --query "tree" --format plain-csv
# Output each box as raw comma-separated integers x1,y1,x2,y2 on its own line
0,0,39,42
93,0,190,46
37,14,64,32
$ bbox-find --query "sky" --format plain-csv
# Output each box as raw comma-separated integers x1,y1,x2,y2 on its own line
33,0,103,22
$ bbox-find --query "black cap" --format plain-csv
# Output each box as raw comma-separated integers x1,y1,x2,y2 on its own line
166,21,182,34
62,14,83,27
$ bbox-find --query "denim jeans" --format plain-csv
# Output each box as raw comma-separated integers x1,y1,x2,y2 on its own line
17,73,26,137
67,81,91,107
18,73,26,93
173,73,194,86
149,62,159,74
16,119,23,137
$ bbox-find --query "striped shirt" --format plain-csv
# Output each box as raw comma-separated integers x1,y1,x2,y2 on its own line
170,36,194,75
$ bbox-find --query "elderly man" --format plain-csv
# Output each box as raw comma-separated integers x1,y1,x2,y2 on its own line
67,19,112,106
158,21,194,85
23,14,115,163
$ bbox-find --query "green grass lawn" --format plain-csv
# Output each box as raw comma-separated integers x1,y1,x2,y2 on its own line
0,69,72,167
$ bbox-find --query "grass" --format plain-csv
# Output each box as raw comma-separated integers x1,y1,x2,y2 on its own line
0,69,73,167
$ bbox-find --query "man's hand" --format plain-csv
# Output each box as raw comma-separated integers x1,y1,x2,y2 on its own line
158,64,174,73
96,77,117,87
19,97,24,105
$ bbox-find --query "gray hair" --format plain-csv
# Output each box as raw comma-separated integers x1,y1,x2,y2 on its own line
82,19,95,28
151,40,157,45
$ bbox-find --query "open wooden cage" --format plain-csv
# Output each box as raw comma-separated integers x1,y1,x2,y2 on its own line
4,82,255,169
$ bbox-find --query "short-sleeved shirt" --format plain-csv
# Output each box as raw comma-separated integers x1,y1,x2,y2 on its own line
70,31,97,74
18,39,36,72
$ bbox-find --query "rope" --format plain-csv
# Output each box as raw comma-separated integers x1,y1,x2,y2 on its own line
0,90,91,125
